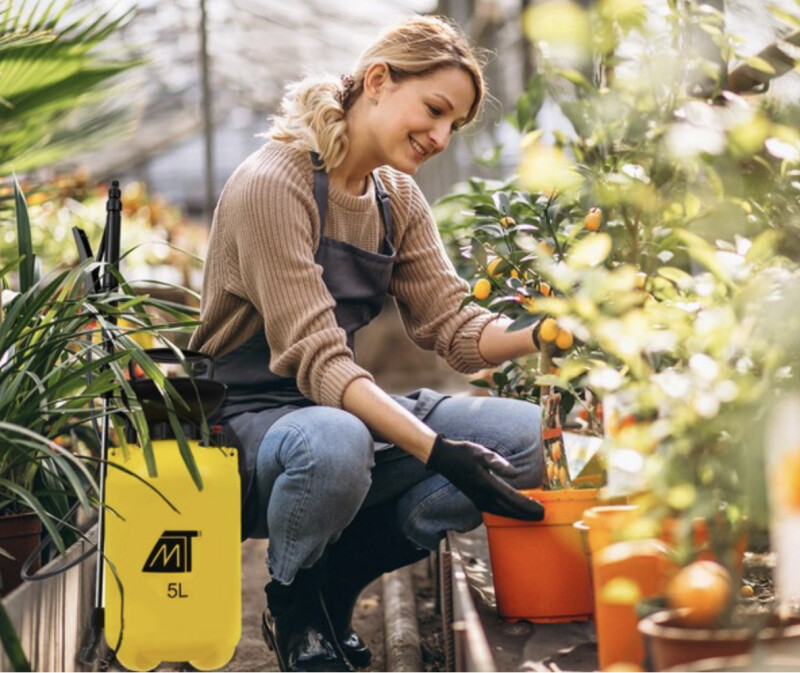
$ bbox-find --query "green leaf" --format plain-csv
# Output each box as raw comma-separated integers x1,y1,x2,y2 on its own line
507,312,540,332
0,598,29,671
470,238,487,267
568,233,613,268
491,191,511,215
557,68,592,88
657,266,692,284
674,230,735,288
492,371,509,387
12,174,34,291
744,55,777,75
745,230,781,264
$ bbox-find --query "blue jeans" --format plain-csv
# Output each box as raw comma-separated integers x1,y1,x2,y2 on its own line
252,395,543,584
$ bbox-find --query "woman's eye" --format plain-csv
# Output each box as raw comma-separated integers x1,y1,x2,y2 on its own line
427,104,442,117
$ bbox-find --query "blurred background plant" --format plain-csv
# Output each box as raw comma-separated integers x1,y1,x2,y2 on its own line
436,0,800,601
0,0,139,176
0,175,207,298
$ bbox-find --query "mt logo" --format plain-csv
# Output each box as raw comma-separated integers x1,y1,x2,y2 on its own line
143,531,199,573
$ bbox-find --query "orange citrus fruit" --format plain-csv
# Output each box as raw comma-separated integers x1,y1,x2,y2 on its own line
539,282,551,296
551,442,562,462
555,328,574,350
585,207,602,231
558,465,567,484
547,462,555,482
473,279,491,300
666,560,732,627
741,584,754,598
500,216,516,228
775,450,800,510
539,318,559,342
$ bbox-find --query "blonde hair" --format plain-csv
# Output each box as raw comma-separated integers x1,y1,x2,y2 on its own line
267,15,486,170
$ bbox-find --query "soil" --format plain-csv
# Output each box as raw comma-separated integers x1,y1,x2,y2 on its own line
741,550,776,611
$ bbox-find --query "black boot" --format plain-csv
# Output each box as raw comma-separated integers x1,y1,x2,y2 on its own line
262,562,353,672
323,498,431,668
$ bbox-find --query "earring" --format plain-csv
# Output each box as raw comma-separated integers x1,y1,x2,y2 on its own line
368,97,377,106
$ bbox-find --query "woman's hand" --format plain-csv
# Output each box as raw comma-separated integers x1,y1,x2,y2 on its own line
426,434,545,520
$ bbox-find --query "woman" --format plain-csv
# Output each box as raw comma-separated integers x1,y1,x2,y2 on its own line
190,15,550,672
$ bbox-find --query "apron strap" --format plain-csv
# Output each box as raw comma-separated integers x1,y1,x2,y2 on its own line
372,171,394,247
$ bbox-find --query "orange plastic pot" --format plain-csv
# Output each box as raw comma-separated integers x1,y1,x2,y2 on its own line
592,539,678,670
482,487,600,623
582,504,639,556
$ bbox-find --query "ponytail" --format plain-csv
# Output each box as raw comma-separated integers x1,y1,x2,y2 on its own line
267,75,351,170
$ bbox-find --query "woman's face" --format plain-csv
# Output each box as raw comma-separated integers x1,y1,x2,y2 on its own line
369,66,476,175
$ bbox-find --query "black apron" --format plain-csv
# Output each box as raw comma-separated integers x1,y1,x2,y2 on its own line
212,154,447,539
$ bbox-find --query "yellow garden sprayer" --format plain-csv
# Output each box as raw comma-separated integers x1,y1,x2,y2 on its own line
74,182,241,671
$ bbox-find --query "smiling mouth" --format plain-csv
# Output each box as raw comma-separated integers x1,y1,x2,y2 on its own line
409,137,428,159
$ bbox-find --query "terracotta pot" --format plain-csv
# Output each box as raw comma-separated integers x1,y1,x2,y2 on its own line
638,609,800,671
0,511,42,596
482,487,601,623
667,652,800,671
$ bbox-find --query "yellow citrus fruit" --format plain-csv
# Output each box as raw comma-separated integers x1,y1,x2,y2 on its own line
600,577,643,605
741,584,754,598
666,560,732,627
473,278,491,300
539,318,559,342
585,207,603,231
510,269,519,279
500,216,516,228
539,282,551,296
487,257,503,277
555,328,574,350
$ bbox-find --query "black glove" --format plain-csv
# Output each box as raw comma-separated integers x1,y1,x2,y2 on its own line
426,434,545,521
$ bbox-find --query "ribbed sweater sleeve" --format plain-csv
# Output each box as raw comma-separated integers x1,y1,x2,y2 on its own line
386,172,496,374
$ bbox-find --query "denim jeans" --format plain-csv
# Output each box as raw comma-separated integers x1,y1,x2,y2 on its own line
253,394,543,584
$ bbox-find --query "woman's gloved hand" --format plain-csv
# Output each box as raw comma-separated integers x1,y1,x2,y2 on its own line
426,434,545,521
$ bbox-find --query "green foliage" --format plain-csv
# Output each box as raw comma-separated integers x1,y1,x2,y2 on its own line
0,1,140,175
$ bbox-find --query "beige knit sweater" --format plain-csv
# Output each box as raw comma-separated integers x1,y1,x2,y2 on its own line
189,141,495,409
